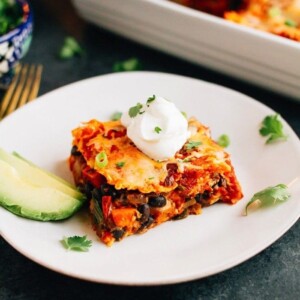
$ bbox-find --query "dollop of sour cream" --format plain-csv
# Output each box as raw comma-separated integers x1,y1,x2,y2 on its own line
121,96,190,161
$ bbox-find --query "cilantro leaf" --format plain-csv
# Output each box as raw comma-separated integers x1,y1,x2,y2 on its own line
185,140,201,150
0,0,23,35
113,58,141,72
116,161,125,168
154,126,162,134
111,112,122,121
147,95,156,105
129,103,143,118
217,134,230,148
58,37,84,60
259,114,288,144
61,235,92,252
181,111,188,119
245,184,290,215
285,19,297,27
183,158,191,162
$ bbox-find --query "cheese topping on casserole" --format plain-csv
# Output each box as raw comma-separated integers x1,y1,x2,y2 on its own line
71,118,239,201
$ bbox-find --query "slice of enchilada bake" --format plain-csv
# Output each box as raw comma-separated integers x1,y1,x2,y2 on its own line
69,96,243,246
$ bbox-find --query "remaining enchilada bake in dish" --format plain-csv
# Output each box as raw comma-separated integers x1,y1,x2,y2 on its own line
225,0,300,42
172,0,300,42
69,96,243,246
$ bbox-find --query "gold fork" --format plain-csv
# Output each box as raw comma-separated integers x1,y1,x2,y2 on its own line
0,63,43,120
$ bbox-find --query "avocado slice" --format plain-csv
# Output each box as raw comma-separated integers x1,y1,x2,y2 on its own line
12,151,75,189
0,148,84,200
0,159,84,221
0,148,86,220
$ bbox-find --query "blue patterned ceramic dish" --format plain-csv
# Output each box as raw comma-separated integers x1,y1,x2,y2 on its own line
0,0,33,88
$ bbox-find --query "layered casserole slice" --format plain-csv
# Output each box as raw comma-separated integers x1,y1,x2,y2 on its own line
69,116,243,246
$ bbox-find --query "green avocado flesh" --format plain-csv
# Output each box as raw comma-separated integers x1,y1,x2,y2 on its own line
0,149,86,221
0,148,83,199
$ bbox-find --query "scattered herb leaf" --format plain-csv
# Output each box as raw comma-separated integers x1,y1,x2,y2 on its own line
177,158,191,163
113,58,141,72
217,134,230,148
61,235,92,252
183,158,191,162
147,95,156,105
259,114,287,144
111,112,122,121
148,177,154,180
95,151,108,168
245,184,290,215
128,103,143,118
116,161,125,168
285,19,297,27
185,140,201,150
58,37,84,60
181,111,188,119
154,126,162,134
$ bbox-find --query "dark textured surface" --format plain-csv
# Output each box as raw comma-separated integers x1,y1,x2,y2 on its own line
0,1,299,299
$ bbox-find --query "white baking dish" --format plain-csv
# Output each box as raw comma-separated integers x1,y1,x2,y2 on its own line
72,0,300,101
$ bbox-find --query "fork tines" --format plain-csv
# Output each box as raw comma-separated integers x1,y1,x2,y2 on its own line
0,63,43,120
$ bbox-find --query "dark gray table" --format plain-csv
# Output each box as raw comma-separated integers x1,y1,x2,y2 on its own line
0,1,299,299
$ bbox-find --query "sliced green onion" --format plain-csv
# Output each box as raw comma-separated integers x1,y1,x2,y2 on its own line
217,134,230,148
95,151,108,168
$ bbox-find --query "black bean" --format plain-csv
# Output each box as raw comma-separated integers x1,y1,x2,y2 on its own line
203,190,212,199
195,190,211,203
83,182,94,199
100,184,110,195
173,209,188,220
195,194,201,203
148,195,167,207
100,184,119,200
139,216,154,232
137,203,150,223
71,145,81,156
78,184,85,194
111,228,125,241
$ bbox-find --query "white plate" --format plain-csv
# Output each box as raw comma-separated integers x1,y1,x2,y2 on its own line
0,72,299,285
72,0,300,100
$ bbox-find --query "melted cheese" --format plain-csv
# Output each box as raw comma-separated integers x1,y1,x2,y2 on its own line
71,118,238,195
